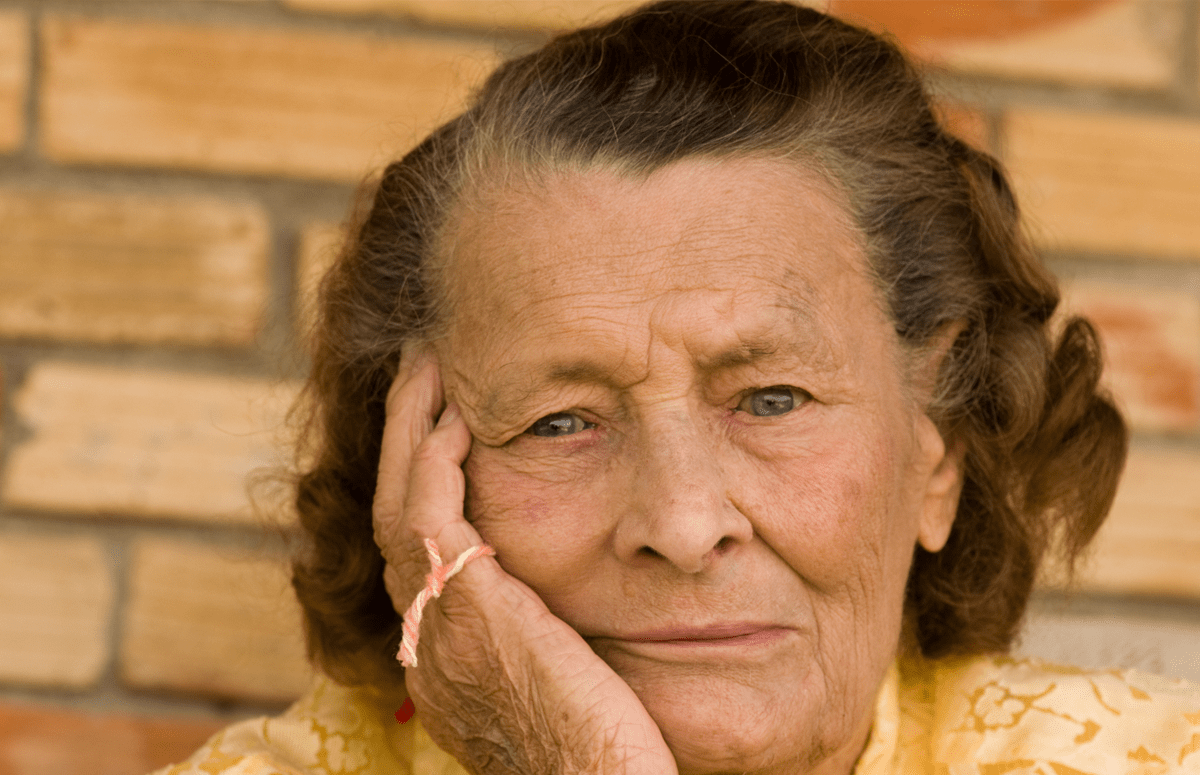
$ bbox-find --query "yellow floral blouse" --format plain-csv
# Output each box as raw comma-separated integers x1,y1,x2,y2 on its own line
154,656,1200,775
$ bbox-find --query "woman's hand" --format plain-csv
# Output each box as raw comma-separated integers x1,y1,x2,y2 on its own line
373,350,677,775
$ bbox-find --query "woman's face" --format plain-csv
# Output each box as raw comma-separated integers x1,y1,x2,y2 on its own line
438,157,961,775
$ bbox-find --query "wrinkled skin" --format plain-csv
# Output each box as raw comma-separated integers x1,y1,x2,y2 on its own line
374,356,674,774
374,157,963,775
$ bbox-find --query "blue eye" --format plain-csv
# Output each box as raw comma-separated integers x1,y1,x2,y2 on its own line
525,412,595,437
737,387,806,417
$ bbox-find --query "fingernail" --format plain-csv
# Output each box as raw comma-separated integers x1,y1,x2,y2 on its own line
436,402,460,427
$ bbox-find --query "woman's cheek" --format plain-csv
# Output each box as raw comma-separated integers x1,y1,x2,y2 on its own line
734,436,889,590
463,445,615,601
463,447,556,531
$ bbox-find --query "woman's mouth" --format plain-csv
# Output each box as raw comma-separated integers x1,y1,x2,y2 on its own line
589,624,797,655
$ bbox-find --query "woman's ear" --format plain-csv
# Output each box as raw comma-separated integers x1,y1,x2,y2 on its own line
917,426,963,553
912,320,966,553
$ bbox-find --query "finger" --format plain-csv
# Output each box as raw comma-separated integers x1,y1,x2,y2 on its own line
391,402,492,615
403,403,487,562
390,344,419,399
373,348,441,555
382,562,406,612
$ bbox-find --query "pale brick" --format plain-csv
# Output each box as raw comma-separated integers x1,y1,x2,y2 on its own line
120,537,311,702
2,361,300,525
1071,446,1200,599
1005,108,1200,260
1017,613,1200,683
1061,281,1200,433
832,0,1177,90
0,534,113,688
0,189,268,345
282,0,642,30
40,16,497,181
296,221,344,338
0,11,28,152
0,702,226,775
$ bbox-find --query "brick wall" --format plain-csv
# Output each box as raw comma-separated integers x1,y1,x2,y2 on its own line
0,1,1198,773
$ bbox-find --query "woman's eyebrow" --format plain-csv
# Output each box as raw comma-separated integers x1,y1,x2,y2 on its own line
701,340,783,371
701,304,827,372
480,360,624,420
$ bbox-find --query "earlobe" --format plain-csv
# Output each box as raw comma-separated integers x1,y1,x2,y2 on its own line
917,426,963,554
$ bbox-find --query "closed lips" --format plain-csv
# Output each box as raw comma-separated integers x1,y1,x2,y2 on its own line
608,624,792,642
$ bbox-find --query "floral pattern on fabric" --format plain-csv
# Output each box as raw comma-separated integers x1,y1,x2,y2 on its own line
154,656,1200,775
881,657,1200,775
151,676,469,775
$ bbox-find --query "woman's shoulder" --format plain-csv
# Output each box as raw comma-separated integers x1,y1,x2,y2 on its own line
148,676,469,775
896,653,1200,773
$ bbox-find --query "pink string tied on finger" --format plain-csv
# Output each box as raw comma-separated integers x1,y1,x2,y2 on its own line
397,538,496,668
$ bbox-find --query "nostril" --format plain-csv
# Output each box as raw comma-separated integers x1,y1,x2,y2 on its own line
638,545,666,560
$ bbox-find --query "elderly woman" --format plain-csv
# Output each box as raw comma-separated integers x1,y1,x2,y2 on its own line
159,2,1200,774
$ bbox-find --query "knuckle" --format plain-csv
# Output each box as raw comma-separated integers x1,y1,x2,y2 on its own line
411,436,449,467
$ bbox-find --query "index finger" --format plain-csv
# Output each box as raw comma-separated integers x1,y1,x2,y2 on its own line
373,346,441,556
400,401,487,559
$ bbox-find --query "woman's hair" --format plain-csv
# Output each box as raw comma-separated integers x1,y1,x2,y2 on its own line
292,0,1128,687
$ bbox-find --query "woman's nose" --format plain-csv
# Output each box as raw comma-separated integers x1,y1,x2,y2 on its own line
614,412,753,573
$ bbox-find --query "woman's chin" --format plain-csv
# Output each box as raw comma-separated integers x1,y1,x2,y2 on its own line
613,663,833,775
639,685,810,774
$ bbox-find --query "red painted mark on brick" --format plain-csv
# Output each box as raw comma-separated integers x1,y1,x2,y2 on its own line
1088,305,1200,427
831,0,1117,44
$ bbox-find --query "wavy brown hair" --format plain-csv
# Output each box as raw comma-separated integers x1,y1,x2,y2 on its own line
292,0,1127,687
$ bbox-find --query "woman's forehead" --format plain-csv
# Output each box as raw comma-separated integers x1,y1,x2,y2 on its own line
434,157,900,411
442,156,869,317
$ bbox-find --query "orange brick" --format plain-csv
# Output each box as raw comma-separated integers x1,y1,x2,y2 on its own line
0,534,113,688
0,702,227,775
1004,108,1200,260
0,11,28,152
1071,446,1200,599
282,0,642,30
1062,281,1200,433
0,189,268,346
2,362,299,525
833,0,1177,90
120,537,311,702
295,221,345,338
40,16,496,181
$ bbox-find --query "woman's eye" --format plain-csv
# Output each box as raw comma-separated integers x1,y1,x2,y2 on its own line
524,412,596,437
736,386,807,417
